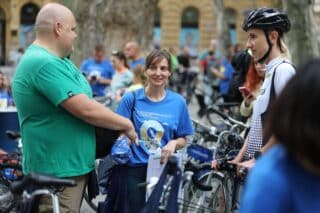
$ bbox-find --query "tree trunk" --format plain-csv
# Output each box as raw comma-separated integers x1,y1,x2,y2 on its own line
61,0,158,66
282,0,320,67
212,0,225,55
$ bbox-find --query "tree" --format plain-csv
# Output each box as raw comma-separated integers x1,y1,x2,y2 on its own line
281,0,320,67
212,0,225,54
61,0,158,66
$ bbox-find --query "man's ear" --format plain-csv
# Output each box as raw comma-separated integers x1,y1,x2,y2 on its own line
54,22,63,36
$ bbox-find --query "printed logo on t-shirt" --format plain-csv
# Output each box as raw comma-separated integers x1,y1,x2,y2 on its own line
139,120,164,151
67,91,74,97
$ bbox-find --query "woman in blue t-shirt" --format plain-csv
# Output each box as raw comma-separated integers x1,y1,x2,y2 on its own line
240,59,320,213
0,71,12,107
107,49,194,212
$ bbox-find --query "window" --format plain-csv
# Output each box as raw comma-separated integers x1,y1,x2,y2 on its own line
20,3,39,48
180,7,199,57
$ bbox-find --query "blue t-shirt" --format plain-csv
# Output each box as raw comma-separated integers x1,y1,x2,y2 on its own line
240,144,320,213
219,59,234,95
0,89,11,106
129,58,145,70
80,58,114,96
116,88,194,166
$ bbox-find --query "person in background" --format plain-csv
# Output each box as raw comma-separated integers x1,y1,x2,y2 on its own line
106,49,194,212
240,59,320,213
228,49,252,103
9,47,24,66
168,46,179,90
240,60,266,125
126,64,146,92
212,7,295,171
197,39,222,63
12,3,137,212
211,57,235,102
233,7,295,169
108,50,133,109
80,44,114,97
177,46,191,95
109,51,133,92
0,71,12,107
124,41,145,70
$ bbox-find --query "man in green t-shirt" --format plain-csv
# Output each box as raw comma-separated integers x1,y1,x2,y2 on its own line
12,3,137,212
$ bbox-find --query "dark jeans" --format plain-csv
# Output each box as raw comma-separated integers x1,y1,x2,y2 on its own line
126,165,147,212
101,165,147,213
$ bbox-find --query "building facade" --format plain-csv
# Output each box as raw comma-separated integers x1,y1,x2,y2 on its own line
0,0,307,65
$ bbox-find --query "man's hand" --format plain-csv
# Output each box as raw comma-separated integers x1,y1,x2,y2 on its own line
123,124,138,146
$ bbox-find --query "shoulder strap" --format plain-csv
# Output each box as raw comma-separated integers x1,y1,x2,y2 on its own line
130,91,136,122
269,60,295,105
261,60,294,145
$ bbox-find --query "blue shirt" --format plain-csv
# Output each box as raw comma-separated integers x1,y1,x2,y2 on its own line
129,58,145,70
0,89,11,106
240,144,320,213
116,88,194,166
80,58,114,96
219,59,234,95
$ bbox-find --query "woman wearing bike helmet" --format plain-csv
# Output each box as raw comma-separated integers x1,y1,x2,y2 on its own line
231,7,296,168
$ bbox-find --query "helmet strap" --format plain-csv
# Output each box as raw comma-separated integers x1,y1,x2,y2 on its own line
258,31,272,64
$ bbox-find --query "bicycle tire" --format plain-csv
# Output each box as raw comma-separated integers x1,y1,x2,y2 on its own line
181,171,231,213
0,182,17,213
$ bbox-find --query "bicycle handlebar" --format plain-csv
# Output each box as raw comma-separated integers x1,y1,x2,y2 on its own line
207,107,249,129
11,172,76,194
192,119,217,135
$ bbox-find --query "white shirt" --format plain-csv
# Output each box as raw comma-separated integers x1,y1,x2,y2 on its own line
244,57,296,159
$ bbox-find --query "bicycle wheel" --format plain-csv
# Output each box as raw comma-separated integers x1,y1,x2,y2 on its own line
0,182,15,213
182,171,230,213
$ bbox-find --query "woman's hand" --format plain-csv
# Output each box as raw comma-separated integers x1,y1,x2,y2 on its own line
160,140,177,164
243,93,256,107
238,158,255,169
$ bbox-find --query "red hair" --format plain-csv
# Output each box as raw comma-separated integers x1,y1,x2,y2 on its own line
244,62,263,92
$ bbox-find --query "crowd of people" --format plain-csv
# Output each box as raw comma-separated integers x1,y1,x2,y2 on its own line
1,2,319,213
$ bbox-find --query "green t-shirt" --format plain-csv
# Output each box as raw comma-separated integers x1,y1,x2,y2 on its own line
12,45,95,177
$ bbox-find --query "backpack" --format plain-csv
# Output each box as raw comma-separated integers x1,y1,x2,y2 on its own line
227,50,252,102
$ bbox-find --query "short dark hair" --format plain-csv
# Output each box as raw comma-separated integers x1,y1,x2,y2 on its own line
145,49,171,72
95,44,104,52
266,59,320,166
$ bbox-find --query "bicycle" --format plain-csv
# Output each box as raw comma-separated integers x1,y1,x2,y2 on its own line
181,117,247,213
0,172,76,213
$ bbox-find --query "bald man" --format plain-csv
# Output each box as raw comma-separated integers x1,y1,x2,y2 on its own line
12,3,137,212
124,41,145,70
